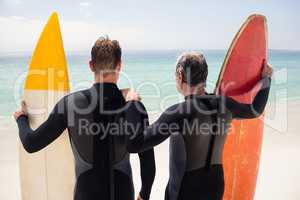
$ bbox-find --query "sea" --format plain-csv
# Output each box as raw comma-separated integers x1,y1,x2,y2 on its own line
0,50,299,121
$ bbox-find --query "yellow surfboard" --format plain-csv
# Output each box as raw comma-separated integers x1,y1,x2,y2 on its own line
19,12,75,200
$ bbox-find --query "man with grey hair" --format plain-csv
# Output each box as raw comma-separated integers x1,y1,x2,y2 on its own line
125,52,272,200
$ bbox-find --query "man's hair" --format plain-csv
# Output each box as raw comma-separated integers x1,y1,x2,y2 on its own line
176,52,208,86
91,36,122,73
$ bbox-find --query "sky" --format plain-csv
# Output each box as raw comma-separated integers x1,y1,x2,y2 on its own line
0,0,299,52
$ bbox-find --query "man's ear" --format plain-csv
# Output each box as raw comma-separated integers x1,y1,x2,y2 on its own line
178,71,184,84
89,61,95,72
116,61,122,72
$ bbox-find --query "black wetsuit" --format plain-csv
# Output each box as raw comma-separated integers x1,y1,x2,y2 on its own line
16,83,156,200
125,77,271,200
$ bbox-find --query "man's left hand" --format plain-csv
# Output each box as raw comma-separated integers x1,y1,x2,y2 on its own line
262,60,273,78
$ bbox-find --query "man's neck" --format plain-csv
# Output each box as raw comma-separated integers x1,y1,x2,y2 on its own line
94,73,118,84
183,85,206,97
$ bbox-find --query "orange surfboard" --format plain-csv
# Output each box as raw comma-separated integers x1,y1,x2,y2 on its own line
215,15,268,200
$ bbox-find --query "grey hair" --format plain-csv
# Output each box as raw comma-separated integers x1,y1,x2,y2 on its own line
175,52,208,86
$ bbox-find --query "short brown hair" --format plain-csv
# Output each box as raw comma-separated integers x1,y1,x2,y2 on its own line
176,52,208,86
91,36,122,73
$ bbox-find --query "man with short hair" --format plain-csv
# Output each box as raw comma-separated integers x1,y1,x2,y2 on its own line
125,52,272,200
14,37,156,200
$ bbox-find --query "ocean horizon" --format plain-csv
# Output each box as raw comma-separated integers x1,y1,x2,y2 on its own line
0,49,299,118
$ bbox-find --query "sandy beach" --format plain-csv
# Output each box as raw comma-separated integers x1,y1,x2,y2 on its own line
1,100,299,200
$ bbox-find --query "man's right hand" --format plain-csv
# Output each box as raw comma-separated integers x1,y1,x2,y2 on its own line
136,195,144,200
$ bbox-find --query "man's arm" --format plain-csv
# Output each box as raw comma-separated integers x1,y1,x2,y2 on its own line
137,149,156,200
15,98,68,153
226,75,271,119
133,104,156,200
224,61,272,119
125,101,184,153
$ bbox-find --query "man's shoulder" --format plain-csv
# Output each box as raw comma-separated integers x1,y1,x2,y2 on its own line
63,89,91,101
57,89,93,110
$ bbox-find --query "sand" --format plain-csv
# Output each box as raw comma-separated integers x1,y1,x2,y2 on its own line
0,100,299,200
